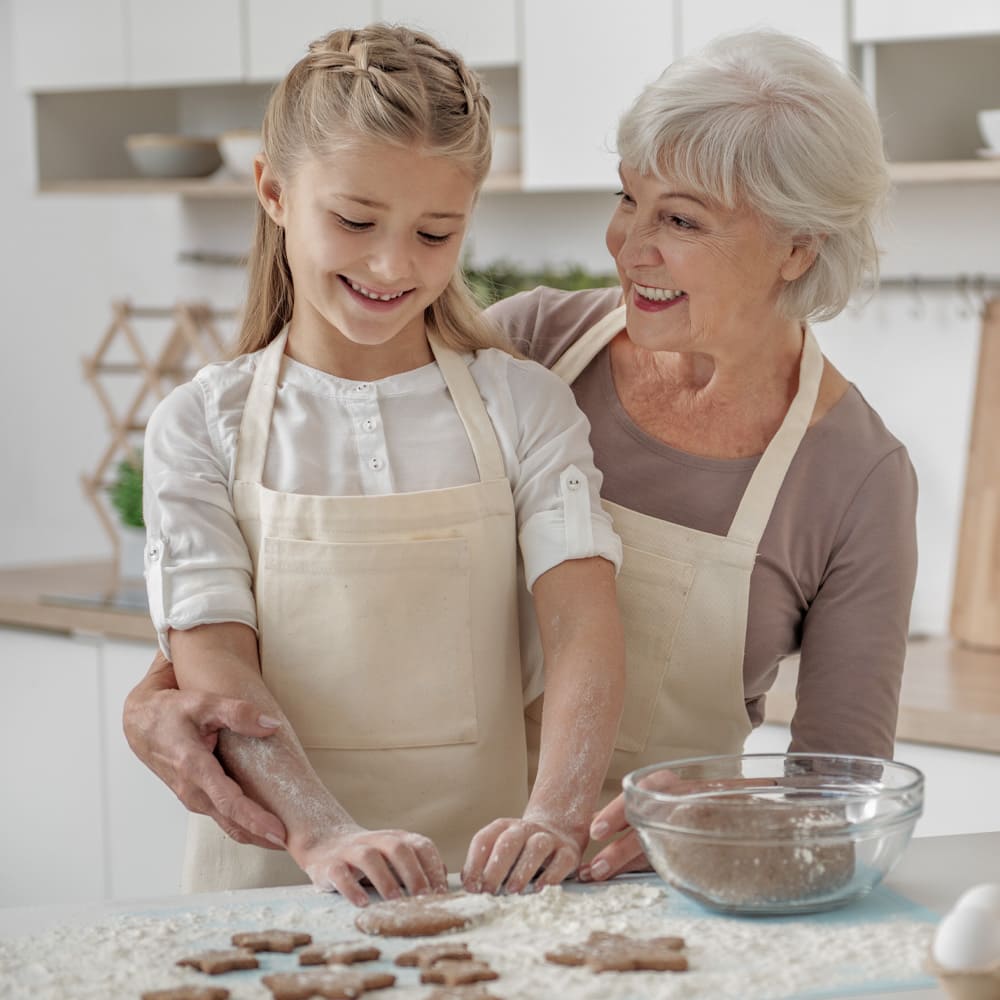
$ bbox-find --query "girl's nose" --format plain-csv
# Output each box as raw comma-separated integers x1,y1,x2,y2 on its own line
367,236,411,283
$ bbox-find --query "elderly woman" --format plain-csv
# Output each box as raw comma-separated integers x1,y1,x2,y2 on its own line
123,30,917,887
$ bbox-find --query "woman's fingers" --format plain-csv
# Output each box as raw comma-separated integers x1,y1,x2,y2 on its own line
579,829,648,882
589,790,629,841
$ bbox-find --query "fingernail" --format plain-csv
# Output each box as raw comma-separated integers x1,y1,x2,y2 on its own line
265,833,286,848
258,715,282,728
591,820,608,839
590,860,609,880
578,865,591,882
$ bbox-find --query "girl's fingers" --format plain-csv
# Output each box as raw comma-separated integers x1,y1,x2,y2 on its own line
411,837,449,894
461,819,508,891
534,842,579,889
479,826,529,895
349,846,404,902
313,861,370,907
383,838,436,897
504,830,558,894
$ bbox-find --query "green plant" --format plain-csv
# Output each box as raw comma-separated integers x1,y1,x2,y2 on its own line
464,261,619,306
109,452,144,529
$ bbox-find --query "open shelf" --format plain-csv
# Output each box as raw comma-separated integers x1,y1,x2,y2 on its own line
889,159,1000,184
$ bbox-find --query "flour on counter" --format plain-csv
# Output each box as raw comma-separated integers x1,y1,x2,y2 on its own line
0,882,934,1000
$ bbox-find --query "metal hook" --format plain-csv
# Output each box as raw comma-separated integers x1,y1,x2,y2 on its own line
955,274,975,319
907,275,925,320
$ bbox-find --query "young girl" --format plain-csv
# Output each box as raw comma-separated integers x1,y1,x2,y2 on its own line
142,24,625,906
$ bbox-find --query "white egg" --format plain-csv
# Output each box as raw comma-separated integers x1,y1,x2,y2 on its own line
932,904,1000,970
954,883,1000,917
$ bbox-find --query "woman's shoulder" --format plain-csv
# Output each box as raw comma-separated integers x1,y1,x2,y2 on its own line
484,285,623,367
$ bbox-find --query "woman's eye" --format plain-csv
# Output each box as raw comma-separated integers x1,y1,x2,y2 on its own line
419,231,452,245
667,214,696,230
335,214,372,231
615,189,635,206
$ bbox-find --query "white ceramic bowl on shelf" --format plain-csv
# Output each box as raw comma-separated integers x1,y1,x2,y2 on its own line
218,128,261,178
125,133,222,179
977,109,1000,152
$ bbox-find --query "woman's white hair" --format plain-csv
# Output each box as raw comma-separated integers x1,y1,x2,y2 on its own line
617,30,890,322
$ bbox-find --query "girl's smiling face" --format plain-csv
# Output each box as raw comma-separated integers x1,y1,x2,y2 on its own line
605,161,812,355
258,140,476,363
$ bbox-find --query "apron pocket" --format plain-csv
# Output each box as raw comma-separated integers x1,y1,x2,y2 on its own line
257,534,478,750
613,544,695,754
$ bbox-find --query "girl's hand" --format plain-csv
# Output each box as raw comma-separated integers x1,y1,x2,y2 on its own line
461,817,581,895
301,827,449,907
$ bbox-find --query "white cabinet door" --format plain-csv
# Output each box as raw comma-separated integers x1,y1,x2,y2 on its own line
680,0,848,67
101,639,189,900
379,0,518,67
126,0,242,86
245,0,376,82
853,1,1000,43
0,629,105,906
11,0,127,91
521,0,675,191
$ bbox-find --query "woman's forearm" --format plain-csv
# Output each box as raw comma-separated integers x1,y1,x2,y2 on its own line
528,557,625,844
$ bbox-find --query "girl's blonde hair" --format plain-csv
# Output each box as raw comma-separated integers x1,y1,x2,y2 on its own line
617,30,891,323
237,23,505,356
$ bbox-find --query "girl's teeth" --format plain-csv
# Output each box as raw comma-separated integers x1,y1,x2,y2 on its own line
348,279,407,301
634,283,684,302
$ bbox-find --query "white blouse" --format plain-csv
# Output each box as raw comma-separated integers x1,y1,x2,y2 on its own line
143,343,622,659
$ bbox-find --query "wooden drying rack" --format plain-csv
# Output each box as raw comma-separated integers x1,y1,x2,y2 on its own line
81,301,238,565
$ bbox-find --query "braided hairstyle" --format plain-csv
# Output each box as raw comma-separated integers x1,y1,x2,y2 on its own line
237,24,504,356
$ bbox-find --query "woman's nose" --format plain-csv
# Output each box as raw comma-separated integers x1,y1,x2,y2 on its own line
618,222,660,269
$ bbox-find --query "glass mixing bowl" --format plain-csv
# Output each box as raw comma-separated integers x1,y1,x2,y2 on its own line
623,753,924,916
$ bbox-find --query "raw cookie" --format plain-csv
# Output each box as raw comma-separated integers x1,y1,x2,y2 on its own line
420,960,499,986
654,800,856,906
299,942,381,966
354,897,471,937
261,968,395,999
176,949,259,975
394,942,473,968
141,989,230,1000
231,930,313,953
545,931,688,972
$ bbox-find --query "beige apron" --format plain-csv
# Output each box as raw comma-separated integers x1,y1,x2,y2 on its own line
524,305,823,803
183,329,528,891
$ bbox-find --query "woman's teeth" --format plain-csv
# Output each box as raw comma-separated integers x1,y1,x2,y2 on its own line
347,278,408,301
634,283,684,302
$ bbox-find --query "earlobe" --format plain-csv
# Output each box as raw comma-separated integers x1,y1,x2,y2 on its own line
780,237,823,283
254,155,285,226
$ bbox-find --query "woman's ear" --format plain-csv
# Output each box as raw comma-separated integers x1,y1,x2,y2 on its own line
780,235,824,283
254,155,285,226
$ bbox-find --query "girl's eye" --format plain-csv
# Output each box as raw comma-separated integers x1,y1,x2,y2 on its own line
419,232,452,245
335,214,372,231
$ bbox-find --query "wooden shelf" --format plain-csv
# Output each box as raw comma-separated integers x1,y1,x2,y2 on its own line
889,158,1000,183
38,171,526,198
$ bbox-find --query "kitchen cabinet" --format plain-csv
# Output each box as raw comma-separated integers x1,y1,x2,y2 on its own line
0,629,105,906
245,0,377,82
126,0,242,87
680,0,848,66
520,0,675,191
0,627,185,907
379,0,518,68
11,0,127,91
852,0,1000,43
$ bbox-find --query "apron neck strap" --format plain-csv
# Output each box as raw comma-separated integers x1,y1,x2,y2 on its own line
234,328,507,486
428,334,507,483
552,305,626,382
727,327,823,545
234,327,288,485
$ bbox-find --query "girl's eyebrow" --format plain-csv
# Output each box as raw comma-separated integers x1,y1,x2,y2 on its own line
338,193,465,221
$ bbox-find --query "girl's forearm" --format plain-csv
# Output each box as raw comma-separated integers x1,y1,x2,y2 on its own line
169,623,359,859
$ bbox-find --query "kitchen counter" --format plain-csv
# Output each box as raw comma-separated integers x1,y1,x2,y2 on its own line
0,832,996,999
2,560,1000,753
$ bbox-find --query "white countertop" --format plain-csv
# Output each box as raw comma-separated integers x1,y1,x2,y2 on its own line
1,832,997,999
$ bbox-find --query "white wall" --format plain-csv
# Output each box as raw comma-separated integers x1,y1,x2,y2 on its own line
2,0,999,636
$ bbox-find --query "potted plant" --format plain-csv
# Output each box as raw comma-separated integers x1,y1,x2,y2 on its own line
109,450,146,581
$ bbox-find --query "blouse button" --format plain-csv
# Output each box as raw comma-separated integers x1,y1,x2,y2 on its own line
362,417,377,432
567,477,582,491
355,383,370,392
369,456,384,471
147,542,161,561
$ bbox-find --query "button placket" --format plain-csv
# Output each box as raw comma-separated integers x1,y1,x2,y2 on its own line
349,383,390,490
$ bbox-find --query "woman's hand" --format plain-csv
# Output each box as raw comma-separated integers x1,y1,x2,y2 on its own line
123,650,287,849
578,792,651,882
461,816,581,895
301,827,449,907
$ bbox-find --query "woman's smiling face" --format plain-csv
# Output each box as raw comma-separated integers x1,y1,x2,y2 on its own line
605,161,806,354
263,139,477,356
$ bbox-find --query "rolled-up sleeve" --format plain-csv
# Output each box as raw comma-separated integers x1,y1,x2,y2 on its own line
498,356,622,589
143,378,257,660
